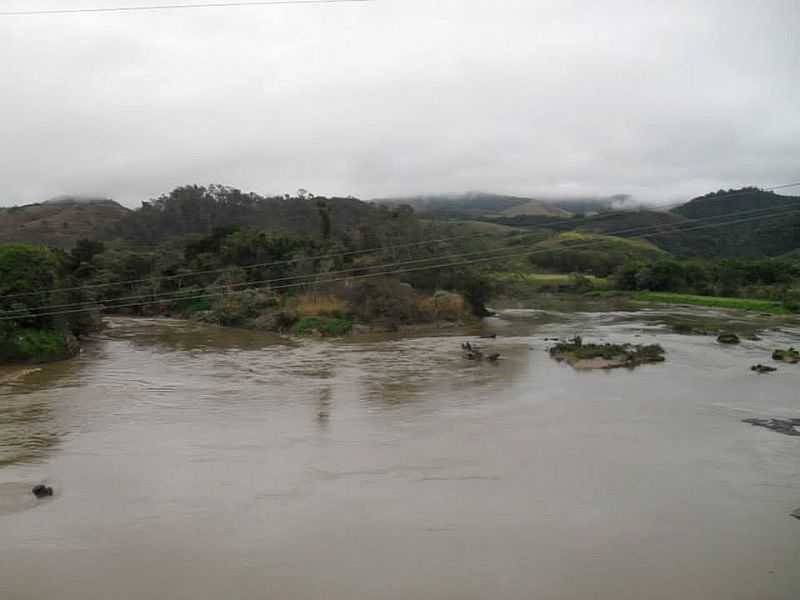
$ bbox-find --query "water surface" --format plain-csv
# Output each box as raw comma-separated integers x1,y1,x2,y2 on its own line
1,311,799,599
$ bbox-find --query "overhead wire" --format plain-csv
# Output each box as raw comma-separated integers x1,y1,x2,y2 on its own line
0,0,373,17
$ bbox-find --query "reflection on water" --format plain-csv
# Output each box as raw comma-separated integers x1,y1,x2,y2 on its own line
0,311,799,600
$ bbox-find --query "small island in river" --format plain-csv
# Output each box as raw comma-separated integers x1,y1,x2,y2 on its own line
549,336,666,370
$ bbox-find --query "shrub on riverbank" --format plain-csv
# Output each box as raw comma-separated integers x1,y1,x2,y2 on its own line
0,327,79,363
292,316,353,337
416,291,465,321
292,294,350,318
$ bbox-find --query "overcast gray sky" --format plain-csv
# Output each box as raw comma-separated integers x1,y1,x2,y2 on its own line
1,0,798,207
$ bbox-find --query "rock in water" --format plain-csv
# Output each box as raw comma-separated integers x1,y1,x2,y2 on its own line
751,364,777,374
791,508,800,521
742,418,800,437
717,333,741,345
32,485,53,498
772,348,800,364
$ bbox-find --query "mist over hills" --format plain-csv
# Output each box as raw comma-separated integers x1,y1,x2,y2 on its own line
0,185,797,259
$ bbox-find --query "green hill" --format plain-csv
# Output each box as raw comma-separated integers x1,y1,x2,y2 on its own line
376,192,569,220
0,197,131,249
526,231,668,277
666,188,800,257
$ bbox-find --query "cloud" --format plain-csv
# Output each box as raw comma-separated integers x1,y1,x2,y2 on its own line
1,0,798,206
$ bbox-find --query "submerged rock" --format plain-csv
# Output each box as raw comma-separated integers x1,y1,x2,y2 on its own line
32,485,53,499
751,364,777,374
772,348,800,364
549,338,665,370
742,418,800,437
671,322,712,336
717,333,741,345
792,508,800,521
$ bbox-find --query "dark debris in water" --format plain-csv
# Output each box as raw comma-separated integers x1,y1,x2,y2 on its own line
742,418,800,437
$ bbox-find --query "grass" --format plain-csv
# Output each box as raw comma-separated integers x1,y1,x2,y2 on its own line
292,316,353,337
490,272,608,284
629,291,788,315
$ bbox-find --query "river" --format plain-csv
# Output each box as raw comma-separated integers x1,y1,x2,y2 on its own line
1,308,799,599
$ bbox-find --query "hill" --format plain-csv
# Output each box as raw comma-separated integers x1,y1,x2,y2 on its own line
0,197,130,248
523,190,800,259
526,231,668,277
107,185,426,245
376,192,569,220
666,188,800,257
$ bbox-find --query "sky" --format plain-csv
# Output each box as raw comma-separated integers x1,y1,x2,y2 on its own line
1,0,798,207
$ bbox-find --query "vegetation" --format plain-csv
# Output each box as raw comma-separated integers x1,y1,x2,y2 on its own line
527,232,666,277
628,292,789,315
772,348,799,364
0,327,78,363
613,256,800,312
292,317,353,337
376,192,568,220
0,243,98,363
717,333,741,345
548,336,665,370
0,197,130,249
2,183,800,360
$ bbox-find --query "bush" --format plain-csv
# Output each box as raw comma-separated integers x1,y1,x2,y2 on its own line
343,278,419,323
292,316,352,337
416,291,466,321
0,327,78,363
209,289,278,326
292,293,350,318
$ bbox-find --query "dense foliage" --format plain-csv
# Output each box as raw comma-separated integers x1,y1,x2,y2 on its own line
0,243,103,362
614,257,800,309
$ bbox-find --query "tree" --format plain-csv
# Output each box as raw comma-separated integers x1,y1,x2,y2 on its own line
0,244,59,320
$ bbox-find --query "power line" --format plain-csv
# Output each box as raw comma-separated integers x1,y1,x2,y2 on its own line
0,0,373,17
4,202,799,322
5,198,800,316
3,181,799,302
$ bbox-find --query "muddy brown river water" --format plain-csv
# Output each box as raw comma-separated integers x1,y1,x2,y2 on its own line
1,308,799,599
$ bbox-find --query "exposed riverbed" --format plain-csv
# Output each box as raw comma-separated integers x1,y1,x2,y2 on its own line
1,308,799,599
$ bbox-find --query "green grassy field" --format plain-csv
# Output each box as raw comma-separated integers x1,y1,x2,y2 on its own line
630,291,788,315
489,272,609,285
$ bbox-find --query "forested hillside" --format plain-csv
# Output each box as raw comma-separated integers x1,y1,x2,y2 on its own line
376,192,568,220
